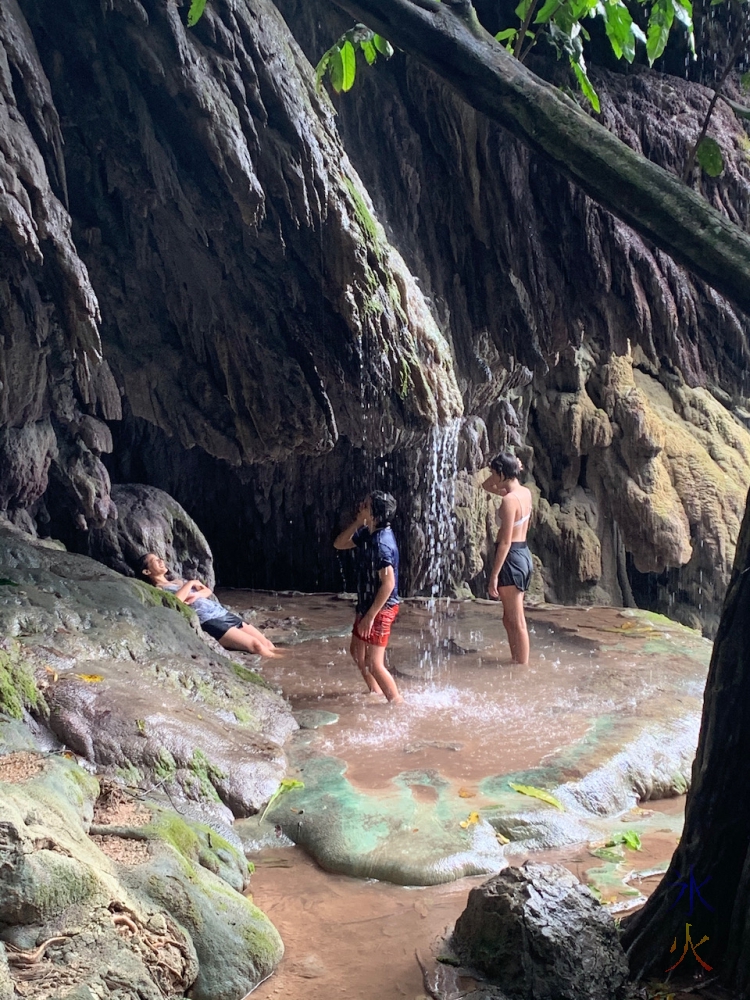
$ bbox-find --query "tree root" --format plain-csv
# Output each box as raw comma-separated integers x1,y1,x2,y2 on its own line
6,936,68,966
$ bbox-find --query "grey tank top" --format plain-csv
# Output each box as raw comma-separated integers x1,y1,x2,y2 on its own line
162,583,227,625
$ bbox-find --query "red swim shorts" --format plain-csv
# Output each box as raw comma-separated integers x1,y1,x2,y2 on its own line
352,605,399,647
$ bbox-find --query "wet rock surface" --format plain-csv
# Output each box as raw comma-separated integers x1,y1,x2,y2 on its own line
451,863,630,999
86,484,215,588
0,524,296,822
0,754,282,999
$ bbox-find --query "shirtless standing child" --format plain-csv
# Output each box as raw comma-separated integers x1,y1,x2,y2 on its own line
481,452,533,665
334,491,403,704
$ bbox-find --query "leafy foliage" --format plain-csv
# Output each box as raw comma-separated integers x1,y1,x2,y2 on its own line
612,828,643,850
316,24,394,93
261,777,305,820
495,0,694,112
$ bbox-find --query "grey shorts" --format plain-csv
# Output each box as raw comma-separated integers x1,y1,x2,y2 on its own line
201,612,244,640
498,542,533,592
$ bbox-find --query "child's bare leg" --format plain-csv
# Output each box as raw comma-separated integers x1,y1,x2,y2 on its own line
219,625,278,657
350,635,383,694
366,644,403,703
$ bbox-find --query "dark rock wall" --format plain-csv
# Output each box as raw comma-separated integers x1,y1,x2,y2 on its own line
2,0,750,628
0,0,120,539
4,0,462,588
275,0,750,629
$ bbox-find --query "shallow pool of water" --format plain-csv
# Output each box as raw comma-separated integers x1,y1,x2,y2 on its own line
217,593,706,996
222,593,706,798
245,796,685,1000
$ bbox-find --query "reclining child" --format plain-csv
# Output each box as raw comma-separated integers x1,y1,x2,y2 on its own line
139,553,279,657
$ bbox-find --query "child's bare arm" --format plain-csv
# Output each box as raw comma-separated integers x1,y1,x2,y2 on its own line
333,505,368,549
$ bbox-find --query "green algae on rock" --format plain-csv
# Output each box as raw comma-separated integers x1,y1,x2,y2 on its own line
0,526,296,824
0,639,40,720
0,753,282,999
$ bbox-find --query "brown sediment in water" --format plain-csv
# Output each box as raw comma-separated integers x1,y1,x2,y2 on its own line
218,594,708,996
222,592,706,796
246,798,685,1000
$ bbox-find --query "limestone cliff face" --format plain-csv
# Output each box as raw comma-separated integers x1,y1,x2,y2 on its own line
2,0,462,587
2,0,749,627
276,0,750,630
0,0,119,539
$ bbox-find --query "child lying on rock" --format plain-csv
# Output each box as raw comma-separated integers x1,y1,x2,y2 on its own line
139,553,280,657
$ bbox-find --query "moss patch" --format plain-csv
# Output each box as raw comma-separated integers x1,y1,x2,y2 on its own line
231,662,273,690
0,640,40,719
132,580,197,624
153,747,177,782
344,176,380,245
187,749,227,802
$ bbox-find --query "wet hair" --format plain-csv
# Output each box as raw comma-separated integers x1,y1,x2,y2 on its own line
138,553,157,577
490,452,522,480
370,491,397,527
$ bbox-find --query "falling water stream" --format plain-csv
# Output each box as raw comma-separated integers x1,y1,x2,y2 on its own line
415,418,461,677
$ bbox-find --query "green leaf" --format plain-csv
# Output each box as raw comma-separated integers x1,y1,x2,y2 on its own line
608,829,643,850
620,830,643,850
340,39,357,92
315,49,333,91
187,0,207,27
373,33,394,57
696,136,724,177
569,0,598,19
361,38,378,65
329,45,345,93
571,56,601,112
646,0,675,64
534,0,562,21
742,71,750,92
495,27,519,40
261,778,305,821
508,782,565,810
515,0,534,18
603,2,636,62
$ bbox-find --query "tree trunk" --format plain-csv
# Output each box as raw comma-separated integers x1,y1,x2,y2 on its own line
328,0,750,316
621,490,750,989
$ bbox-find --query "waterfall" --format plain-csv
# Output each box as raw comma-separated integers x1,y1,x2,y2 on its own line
421,417,461,600
412,417,462,678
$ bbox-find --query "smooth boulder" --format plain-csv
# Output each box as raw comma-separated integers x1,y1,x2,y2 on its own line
87,483,215,587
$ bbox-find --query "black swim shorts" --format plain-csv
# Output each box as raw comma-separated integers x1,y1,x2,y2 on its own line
498,541,533,592
201,612,244,640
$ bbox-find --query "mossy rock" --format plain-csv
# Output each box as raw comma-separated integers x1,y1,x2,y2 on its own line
145,807,249,892
125,850,282,1000
0,639,40,720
